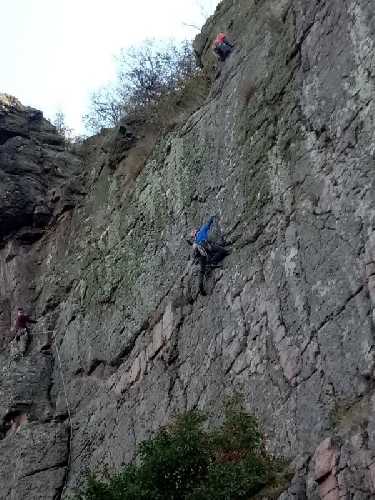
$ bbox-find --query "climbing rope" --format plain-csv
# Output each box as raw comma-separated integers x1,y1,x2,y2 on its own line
53,334,74,498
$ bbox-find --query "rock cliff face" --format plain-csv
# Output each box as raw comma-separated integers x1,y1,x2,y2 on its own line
2,0,375,498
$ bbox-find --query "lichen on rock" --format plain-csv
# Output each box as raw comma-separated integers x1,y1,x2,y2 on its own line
2,0,375,498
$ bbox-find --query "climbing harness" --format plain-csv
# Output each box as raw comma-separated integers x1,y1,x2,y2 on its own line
193,242,208,258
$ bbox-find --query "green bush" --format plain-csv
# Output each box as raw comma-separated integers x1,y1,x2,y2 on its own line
76,404,286,500
211,402,263,453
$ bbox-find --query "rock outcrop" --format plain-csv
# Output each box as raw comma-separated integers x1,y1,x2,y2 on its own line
0,94,83,245
1,0,375,498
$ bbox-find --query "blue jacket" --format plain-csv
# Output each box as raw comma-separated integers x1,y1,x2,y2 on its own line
195,217,214,244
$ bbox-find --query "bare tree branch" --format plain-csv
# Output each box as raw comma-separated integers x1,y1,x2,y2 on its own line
83,40,197,134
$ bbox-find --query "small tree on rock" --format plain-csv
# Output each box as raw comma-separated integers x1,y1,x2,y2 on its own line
53,111,73,140
83,39,197,133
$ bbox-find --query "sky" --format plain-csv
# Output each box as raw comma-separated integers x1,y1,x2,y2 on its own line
0,0,219,134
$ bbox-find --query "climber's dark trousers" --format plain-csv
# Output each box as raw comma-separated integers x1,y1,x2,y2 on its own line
198,244,230,295
15,328,31,354
207,243,230,264
214,43,232,62
15,328,29,342
199,256,208,296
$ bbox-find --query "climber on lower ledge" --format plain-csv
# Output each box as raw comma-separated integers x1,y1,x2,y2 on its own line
189,215,230,295
212,32,234,62
13,307,37,340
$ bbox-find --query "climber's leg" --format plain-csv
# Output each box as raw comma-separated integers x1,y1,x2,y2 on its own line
199,256,207,296
207,243,230,265
217,43,232,61
15,328,30,356
214,45,226,62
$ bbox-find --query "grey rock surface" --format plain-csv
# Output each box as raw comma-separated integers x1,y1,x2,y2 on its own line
0,420,69,500
1,0,375,498
0,93,83,243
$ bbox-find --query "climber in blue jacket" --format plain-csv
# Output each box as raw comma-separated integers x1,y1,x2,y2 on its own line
191,216,215,245
190,216,230,295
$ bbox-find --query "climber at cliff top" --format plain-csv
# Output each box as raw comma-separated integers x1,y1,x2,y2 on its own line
212,32,234,62
14,308,36,338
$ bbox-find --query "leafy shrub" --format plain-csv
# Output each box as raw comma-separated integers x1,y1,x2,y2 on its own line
211,402,263,454
76,403,288,500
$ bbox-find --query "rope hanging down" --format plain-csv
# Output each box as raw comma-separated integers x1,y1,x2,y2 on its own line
53,336,74,498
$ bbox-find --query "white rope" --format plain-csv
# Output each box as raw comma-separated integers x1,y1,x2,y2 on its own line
5,330,55,340
53,337,74,498
31,329,56,335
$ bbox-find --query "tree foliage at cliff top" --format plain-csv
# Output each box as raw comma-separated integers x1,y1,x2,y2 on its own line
83,39,198,133
76,404,288,500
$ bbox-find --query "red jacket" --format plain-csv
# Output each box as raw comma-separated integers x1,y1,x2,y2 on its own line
15,313,35,330
213,33,227,47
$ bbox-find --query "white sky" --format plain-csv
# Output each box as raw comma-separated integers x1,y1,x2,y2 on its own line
0,0,218,134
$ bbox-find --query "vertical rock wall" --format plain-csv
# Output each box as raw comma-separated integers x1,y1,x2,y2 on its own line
1,0,375,497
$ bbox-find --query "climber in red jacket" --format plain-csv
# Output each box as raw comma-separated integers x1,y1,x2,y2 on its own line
212,32,234,62
14,308,37,340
